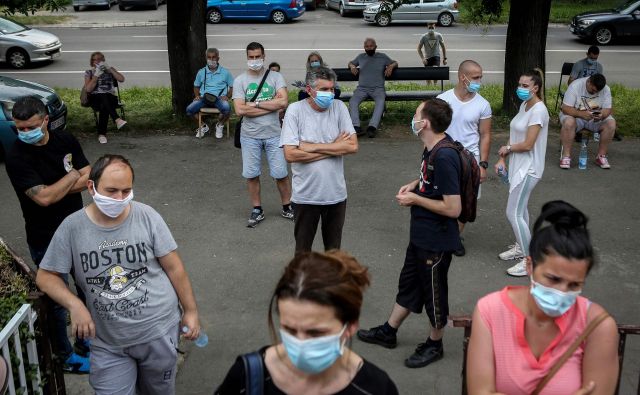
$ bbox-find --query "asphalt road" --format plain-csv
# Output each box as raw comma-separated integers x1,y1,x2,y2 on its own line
1,130,639,394
2,8,640,88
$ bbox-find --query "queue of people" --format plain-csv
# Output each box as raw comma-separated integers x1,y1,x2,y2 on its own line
1,32,623,394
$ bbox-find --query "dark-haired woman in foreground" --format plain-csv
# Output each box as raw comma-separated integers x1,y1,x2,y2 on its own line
215,250,398,395
467,201,618,395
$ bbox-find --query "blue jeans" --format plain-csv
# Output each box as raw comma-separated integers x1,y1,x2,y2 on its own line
240,135,288,179
30,246,77,360
185,97,231,117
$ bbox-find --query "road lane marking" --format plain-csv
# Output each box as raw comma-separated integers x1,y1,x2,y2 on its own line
60,48,640,53
132,34,276,38
0,70,563,75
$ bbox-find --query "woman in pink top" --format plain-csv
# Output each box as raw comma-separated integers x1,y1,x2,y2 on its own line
467,201,619,395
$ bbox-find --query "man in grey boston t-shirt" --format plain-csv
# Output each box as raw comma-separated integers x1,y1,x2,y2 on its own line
281,67,358,253
348,37,398,138
36,155,201,395
233,41,293,228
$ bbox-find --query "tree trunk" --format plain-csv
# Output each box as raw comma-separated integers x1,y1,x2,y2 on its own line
167,0,206,117
502,0,552,115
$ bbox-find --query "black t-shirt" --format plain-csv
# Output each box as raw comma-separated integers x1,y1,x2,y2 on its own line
214,347,399,395
5,130,89,250
410,135,462,252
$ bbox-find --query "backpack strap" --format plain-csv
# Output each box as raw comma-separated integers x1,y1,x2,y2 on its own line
426,137,458,178
241,351,264,395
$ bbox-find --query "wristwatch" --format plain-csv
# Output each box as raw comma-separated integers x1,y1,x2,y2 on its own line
255,101,260,108
506,145,512,153
479,161,488,169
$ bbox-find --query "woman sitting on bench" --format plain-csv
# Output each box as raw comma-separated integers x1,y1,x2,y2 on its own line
84,51,126,144
297,52,341,101
467,200,618,395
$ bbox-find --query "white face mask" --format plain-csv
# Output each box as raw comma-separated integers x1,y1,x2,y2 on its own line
92,184,134,218
207,59,218,68
247,59,264,71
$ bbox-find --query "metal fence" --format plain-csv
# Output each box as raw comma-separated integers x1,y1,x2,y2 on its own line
0,304,41,395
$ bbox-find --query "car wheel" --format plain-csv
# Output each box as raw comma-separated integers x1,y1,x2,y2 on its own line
594,26,614,45
271,10,287,23
339,3,346,16
73,5,80,11
438,12,453,27
119,4,125,10
206,8,223,23
7,48,29,69
376,13,391,26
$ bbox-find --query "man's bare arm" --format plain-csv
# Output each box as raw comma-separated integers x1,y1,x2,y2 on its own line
25,169,81,207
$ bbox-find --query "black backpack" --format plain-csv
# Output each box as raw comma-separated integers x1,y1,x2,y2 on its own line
427,138,480,223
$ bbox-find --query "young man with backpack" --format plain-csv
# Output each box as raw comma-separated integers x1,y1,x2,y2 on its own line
357,98,467,369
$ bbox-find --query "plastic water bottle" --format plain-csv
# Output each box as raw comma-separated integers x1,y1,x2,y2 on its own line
497,165,509,185
593,132,600,142
182,326,208,348
578,139,588,170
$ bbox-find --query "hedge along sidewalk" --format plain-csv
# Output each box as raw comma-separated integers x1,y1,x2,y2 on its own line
56,84,640,137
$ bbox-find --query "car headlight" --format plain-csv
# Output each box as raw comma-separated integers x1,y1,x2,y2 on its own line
578,19,595,27
1,100,15,120
32,41,50,49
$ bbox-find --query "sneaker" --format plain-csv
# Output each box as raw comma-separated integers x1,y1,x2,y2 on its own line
98,134,107,144
356,325,397,349
215,123,224,139
506,258,528,277
367,126,377,138
595,155,611,169
453,237,465,257
195,124,209,138
73,339,91,357
247,209,265,228
559,156,571,169
404,340,444,368
281,207,294,220
63,352,90,374
115,119,127,130
498,243,524,261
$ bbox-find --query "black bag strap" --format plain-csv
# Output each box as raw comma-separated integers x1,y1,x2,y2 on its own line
241,351,264,395
203,66,229,97
249,69,270,103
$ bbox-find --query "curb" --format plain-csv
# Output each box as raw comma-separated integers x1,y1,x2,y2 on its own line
36,21,167,28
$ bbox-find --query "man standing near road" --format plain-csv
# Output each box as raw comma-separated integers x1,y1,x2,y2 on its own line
358,98,461,370
233,41,293,228
281,67,358,253
417,21,447,84
437,60,491,256
5,96,92,373
36,154,201,394
348,37,398,138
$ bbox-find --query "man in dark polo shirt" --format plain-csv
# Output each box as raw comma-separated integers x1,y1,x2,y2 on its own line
5,96,91,373
357,98,462,369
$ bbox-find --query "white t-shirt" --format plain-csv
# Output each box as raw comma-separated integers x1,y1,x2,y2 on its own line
437,89,492,157
508,101,549,192
562,77,612,112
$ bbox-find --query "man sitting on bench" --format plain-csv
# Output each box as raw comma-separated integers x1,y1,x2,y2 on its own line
347,37,398,138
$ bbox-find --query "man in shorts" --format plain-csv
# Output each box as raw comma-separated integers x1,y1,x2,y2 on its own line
417,21,447,84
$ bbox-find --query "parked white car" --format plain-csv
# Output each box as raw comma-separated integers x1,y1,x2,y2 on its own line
0,17,62,69
364,0,459,27
73,0,119,11
326,0,378,16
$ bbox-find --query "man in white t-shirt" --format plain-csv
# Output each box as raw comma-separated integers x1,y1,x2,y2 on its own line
437,60,492,256
559,73,616,169
280,67,358,253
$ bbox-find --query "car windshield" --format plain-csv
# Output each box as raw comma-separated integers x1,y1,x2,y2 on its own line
0,18,28,35
614,0,638,12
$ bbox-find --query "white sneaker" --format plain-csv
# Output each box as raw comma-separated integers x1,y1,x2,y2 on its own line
115,119,127,130
506,258,528,277
98,134,107,144
195,124,209,138
215,123,224,139
498,243,524,261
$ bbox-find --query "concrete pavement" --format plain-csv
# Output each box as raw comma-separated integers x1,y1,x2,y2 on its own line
1,126,638,394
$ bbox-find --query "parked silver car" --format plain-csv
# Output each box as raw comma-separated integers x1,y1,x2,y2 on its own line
0,17,62,69
363,0,459,27
326,0,378,16
73,0,119,11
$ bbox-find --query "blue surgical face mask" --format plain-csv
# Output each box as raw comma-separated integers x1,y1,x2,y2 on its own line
464,75,482,93
586,58,596,66
310,60,321,68
516,87,533,101
280,325,346,374
411,118,423,136
313,90,334,109
17,120,45,145
530,276,581,317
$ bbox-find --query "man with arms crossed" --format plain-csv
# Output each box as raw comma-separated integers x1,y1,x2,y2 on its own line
281,67,358,253
36,155,201,394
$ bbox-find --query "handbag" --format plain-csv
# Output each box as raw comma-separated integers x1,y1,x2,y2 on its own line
240,351,264,395
235,69,271,149
80,86,91,107
531,312,610,395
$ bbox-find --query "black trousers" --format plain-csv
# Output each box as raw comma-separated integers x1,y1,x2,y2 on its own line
90,93,119,134
292,200,347,253
395,242,452,330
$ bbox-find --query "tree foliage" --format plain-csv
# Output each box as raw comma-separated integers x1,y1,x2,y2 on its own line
0,0,66,15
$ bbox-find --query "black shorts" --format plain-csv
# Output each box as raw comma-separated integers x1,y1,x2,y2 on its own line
395,242,452,329
425,56,441,67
